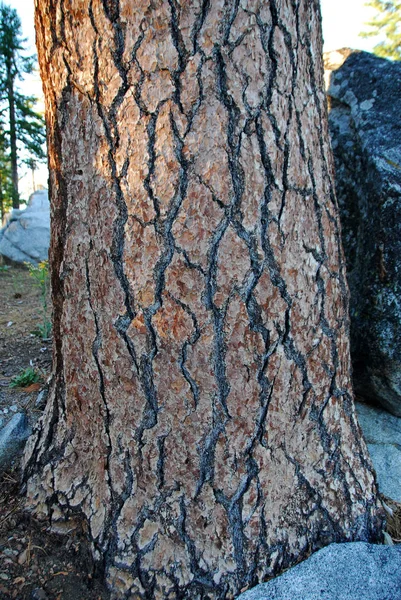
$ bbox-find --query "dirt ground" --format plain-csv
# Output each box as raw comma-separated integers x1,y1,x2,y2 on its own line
0,265,110,600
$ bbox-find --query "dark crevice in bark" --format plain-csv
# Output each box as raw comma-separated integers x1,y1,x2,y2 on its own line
102,0,120,24
254,112,291,303
222,0,240,45
107,450,135,581
46,0,63,58
281,309,313,417
190,0,211,54
84,255,112,466
167,0,190,112
283,445,353,540
90,0,135,324
169,292,201,410
177,496,218,594
176,244,207,276
229,216,275,432
214,455,259,586
143,112,160,219
202,213,231,424
276,33,297,228
84,255,122,559
214,46,244,215
132,42,148,118
184,51,206,135
196,416,226,497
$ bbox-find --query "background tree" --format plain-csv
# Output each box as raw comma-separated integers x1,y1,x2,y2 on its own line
0,3,45,209
24,1,384,599
26,157,37,194
0,124,12,221
361,1,401,60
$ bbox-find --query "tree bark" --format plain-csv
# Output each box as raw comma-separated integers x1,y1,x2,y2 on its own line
25,1,383,598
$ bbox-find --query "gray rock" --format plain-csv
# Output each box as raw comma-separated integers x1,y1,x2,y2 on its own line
238,542,401,600
367,444,401,503
0,412,32,472
0,189,49,265
355,401,401,502
325,50,401,416
356,401,401,447
31,589,49,600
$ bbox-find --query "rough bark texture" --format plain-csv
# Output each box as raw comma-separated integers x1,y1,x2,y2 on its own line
25,2,383,599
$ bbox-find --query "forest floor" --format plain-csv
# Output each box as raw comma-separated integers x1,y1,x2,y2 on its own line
0,265,110,600
0,265,400,600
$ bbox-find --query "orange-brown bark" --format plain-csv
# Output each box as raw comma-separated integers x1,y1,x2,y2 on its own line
25,1,383,598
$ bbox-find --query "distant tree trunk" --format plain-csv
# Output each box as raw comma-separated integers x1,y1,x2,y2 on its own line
7,71,19,209
24,1,383,598
0,179,4,222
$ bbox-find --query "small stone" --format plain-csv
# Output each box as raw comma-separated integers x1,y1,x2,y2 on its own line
18,548,28,565
0,573,10,580
31,588,49,600
9,405,18,413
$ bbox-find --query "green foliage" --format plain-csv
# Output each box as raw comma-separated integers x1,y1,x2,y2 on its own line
9,366,40,388
26,260,51,340
16,93,46,159
0,3,46,209
360,1,401,60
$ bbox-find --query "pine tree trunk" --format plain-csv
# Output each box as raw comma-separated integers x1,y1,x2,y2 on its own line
0,181,4,222
7,74,19,209
24,1,383,598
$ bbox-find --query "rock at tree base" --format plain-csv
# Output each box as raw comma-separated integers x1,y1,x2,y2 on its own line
325,50,401,417
0,189,50,265
0,413,32,473
237,542,401,600
355,402,401,502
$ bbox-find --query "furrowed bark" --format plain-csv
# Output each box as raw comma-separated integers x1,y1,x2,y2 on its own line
25,1,383,598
